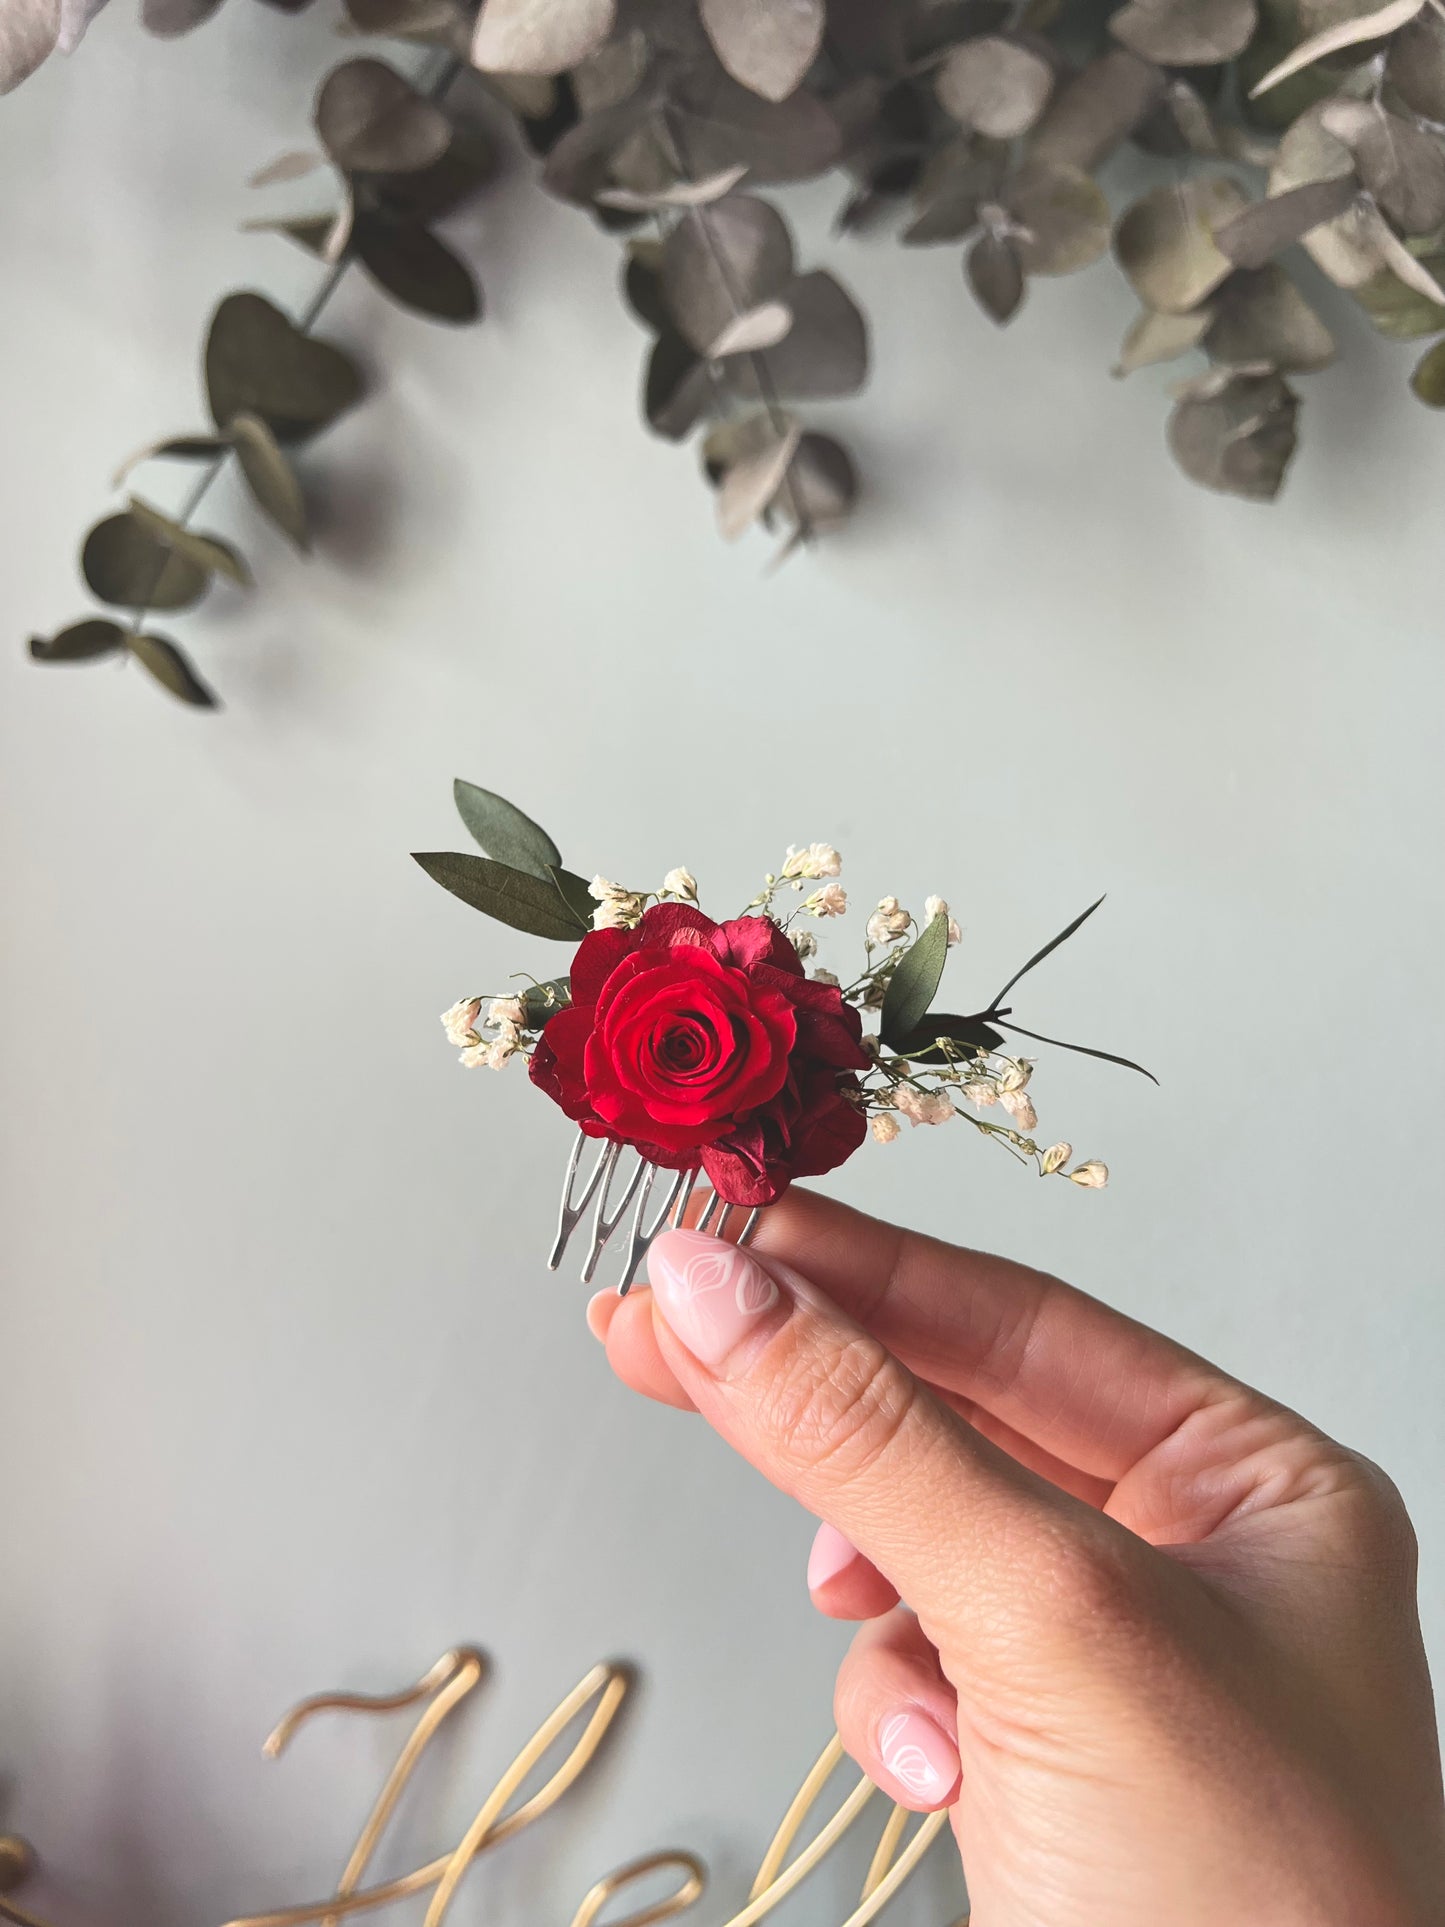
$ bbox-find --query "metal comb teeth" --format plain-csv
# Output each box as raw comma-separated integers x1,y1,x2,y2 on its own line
548,1128,763,1293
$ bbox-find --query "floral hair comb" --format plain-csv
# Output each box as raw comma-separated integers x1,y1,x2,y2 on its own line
415,786,1153,1293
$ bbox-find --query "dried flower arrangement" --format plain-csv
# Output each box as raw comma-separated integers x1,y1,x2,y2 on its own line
417,784,1151,1289
18,0,1445,701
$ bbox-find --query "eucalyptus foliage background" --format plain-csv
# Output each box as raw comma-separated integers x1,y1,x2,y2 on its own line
1,5,1444,1926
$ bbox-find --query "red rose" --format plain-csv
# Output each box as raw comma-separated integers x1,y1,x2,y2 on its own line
529,904,869,1206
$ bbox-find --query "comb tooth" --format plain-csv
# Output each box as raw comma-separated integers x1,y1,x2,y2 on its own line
672,1167,699,1234
738,1206,762,1247
697,1190,723,1235
618,1164,688,1296
548,1130,613,1271
582,1148,646,1285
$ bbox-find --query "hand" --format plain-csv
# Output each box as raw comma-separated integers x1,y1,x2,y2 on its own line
588,1190,1445,1927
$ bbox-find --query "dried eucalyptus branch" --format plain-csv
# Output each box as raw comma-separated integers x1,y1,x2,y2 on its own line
28,48,495,704
17,0,1445,703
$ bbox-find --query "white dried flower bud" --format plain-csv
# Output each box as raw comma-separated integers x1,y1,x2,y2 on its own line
895,1085,955,1127
1041,1141,1073,1176
441,998,483,1049
806,883,848,918
923,895,963,945
960,1078,998,1107
1000,1089,1038,1131
871,1112,902,1144
488,996,526,1030
661,866,698,902
866,896,911,946
782,842,842,880
997,1059,1034,1095
790,928,818,959
589,876,645,930
1069,1160,1109,1189
810,966,841,987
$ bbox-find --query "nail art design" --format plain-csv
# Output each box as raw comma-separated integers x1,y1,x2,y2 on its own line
682,1243,779,1316
878,1712,956,1801
647,1231,780,1367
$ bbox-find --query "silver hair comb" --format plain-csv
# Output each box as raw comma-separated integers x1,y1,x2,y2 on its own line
548,1130,763,1293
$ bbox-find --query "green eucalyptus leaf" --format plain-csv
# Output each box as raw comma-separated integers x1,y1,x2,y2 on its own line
29,618,127,662
412,851,585,939
1410,334,1445,403
452,781,564,876
126,631,219,707
880,911,951,1049
81,512,210,612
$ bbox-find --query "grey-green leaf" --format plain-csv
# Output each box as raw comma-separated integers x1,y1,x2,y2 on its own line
81,512,210,612
29,618,127,662
452,780,564,877
127,497,252,586
880,912,953,1049
205,291,364,445
412,851,587,940
126,631,219,707
314,58,453,175
229,412,310,550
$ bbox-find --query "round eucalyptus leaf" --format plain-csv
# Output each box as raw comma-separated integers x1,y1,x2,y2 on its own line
698,0,825,103
315,58,453,175
1115,173,1248,312
205,291,364,443
81,512,209,612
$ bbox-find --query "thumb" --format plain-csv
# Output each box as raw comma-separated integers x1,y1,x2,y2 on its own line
644,1227,1107,1635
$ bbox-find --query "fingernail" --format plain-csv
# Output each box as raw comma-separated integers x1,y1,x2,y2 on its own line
876,1709,961,1807
585,1289,616,1343
807,1522,859,1592
646,1229,782,1370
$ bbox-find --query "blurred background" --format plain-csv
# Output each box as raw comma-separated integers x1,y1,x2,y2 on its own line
1,6,1442,1922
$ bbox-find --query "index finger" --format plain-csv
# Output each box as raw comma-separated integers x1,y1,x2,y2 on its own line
750,1189,1235,1483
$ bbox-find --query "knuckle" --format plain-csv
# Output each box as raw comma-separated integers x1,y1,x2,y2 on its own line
760,1331,919,1484
1331,1452,1419,1574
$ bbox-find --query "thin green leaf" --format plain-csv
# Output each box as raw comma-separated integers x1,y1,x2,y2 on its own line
896,1013,1006,1063
879,911,951,1049
412,851,584,940
995,1020,1158,1082
989,896,1106,1008
452,780,563,877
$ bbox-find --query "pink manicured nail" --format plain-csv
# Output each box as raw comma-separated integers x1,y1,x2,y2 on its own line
585,1289,616,1342
646,1229,781,1368
876,1709,961,1807
807,1522,860,1592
